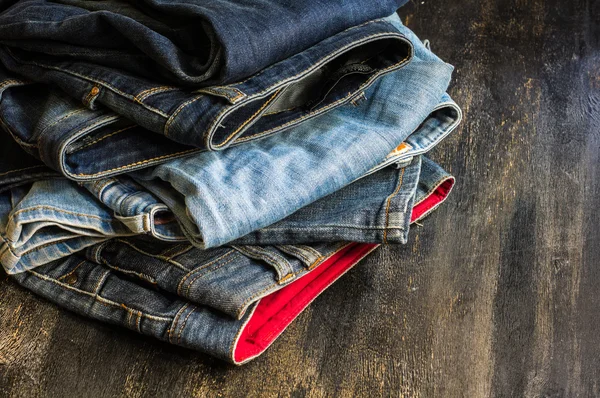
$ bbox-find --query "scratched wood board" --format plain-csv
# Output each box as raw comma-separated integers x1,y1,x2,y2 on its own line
1,0,599,396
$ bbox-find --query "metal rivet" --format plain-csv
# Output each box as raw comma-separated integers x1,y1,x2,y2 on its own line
90,86,100,96
64,273,78,285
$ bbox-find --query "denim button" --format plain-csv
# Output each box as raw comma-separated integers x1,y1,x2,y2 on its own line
64,273,78,285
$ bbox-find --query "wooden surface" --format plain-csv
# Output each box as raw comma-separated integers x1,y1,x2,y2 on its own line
1,0,599,396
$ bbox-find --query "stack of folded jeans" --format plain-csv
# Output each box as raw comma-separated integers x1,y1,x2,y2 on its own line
0,1,462,364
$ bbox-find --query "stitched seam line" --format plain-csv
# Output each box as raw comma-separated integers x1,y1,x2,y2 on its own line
233,246,292,280
134,86,178,102
25,269,173,322
72,148,198,178
383,168,405,244
224,50,411,147
164,94,203,138
7,205,120,230
213,89,282,148
162,244,193,259
5,47,170,118
296,245,323,258
414,177,456,207
184,252,241,297
232,243,352,320
0,165,46,177
56,259,86,281
176,250,235,295
74,125,136,151
167,30,408,148
111,239,188,272
177,307,196,344
99,257,158,285
0,116,38,149
0,79,28,89
231,18,385,86
168,303,189,343
275,245,311,265
195,87,244,102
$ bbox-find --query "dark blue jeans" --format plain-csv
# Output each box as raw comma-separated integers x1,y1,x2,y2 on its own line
0,0,408,86
0,9,412,149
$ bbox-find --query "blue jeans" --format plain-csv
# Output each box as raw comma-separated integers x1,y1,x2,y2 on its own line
0,0,408,86
0,154,425,274
9,155,454,365
131,17,460,248
0,12,412,151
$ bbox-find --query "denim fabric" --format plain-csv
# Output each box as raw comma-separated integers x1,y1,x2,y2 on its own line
8,156,454,364
128,16,458,249
0,0,408,86
0,13,412,150
0,179,141,274
0,154,423,274
0,116,56,192
133,84,460,247
0,65,193,180
10,242,375,364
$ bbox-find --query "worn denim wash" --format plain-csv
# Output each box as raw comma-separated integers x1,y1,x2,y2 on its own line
130,16,460,248
9,156,454,365
0,12,412,151
0,0,408,86
0,152,427,274
0,124,57,193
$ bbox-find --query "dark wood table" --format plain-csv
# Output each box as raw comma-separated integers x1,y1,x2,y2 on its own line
1,0,599,396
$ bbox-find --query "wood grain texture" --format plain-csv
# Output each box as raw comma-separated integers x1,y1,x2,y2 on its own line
1,0,599,396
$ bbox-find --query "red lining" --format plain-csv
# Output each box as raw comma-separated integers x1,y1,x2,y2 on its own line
233,176,454,364
411,178,455,223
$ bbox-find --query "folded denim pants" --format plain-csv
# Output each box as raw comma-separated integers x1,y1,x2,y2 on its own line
128,16,460,248
0,13,412,152
0,1,408,86
0,14,422,182
9,156,454,365
0,153,439,274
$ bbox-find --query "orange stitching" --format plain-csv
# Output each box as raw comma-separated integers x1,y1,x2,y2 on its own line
164,95,204,138
177,307,196,344
0,165,46,177
168,303,189,343
4,47,170,118
93,270,111,294
176,250,235,295
136,311,142,332
224,51,412,147
57,260,86,281
233,243,351,319
196,86,245,102
134,86,178,102
26,269,172,321
169,31,410,149
0,79,27,89
74,125,136,151
72,148,198,178
184,252,240,297
215,88,281,148
382,168,405,243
